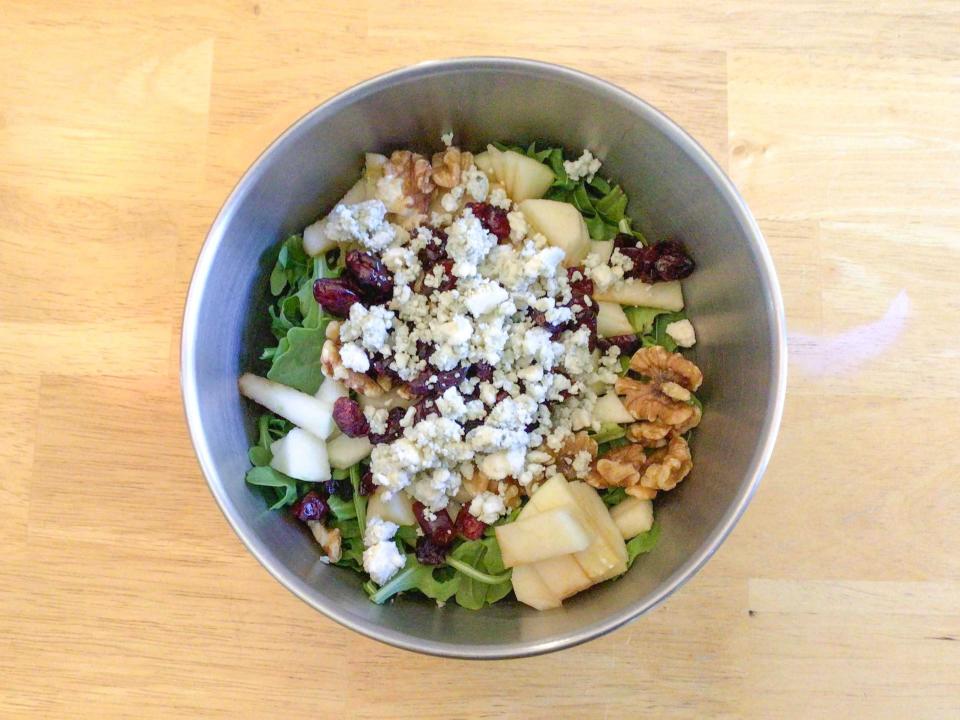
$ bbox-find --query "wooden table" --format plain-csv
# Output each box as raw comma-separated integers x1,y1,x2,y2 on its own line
2,2,958,717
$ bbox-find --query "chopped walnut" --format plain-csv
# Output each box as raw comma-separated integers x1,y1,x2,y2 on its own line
320,326,383,398
616,346,703,432
586,433,693,498
307,521,342,563
456,469,523,508
383,150,435,226
626,420,672,448
544,432,598,480
431,146,473,189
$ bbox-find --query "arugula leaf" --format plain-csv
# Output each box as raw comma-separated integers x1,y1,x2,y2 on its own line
368,555,461,604
601,487,629,507
595,185,627,223
448,538,513,610
265,325,327,394
597,436,630,456
649,311,687,353
624,306,666,336
247,414,274,467
327,494,357,521
590,422,626,444
625,522,661,568
349,463,366,534
244,466,298,509
395,524,419,550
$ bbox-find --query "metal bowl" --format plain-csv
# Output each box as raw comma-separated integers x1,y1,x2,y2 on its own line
181,57,786,658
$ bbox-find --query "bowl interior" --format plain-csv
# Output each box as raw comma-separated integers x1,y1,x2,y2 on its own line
182,59,784,658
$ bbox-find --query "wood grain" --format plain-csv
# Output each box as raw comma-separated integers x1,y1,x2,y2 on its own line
1,1,958,717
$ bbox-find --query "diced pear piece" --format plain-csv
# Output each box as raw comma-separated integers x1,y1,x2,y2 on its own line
523,475,624,583
367,488,416,526
518,199,591,266
503,150,555,202
473,150,496,179
533,554,594,599
511,564,562,610
610,496,654,539
303,218,335,257
568,482,629,577
339,178,368,205
589,240,614,265
496,507,593,568
593,392,635,425
363,152,387,199
484,145,507,183
327,434,372,469
269,428,331,482
315,377,349,406
238,373,336,439
596,301,635,338
594,279,684,312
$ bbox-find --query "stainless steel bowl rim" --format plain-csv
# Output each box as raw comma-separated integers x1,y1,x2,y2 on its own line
181,56,787,659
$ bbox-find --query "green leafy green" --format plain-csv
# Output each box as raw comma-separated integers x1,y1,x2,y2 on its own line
624,306,666,336
244,466,298,510
368,555,461,605
601,487,629,507
395,524,419,550
265,325,327,394
597,436,630,456
349,463,366,534
327,494,357,521
625,522,661,568
590,422,626,445
448,537,513,610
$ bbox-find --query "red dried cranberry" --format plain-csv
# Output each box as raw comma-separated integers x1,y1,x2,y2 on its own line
344,250,394,303
418,228,448,267
412,501,455,546
368,406,405,444
415,536,449,565
597,333,641,355
291,491,328,523
469,362,494,383
613,232,636,248
323,478,353,500
313,278,361,316
465,202,511,242
529,309,567,337
619,245,658,283
566,266,594,297
332,397,369,437
359,470,377,496
454,508,486,540
408,367,466,397
413,397,438,423
369,355,400,381
653,240,695,280
434,259,457,292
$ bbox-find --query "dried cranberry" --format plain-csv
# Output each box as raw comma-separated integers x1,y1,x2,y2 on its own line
408,367,466,397
619,245,658,283
313,278,361,316
613,232,636,248
332,397,369,437
412,501,456,546
322,478,353,501
653,240,695,280
465,202,510,242
529,309,567,337
344,249,393,303
454,508,486,540
418,228,448,267
469,362,494,383
359,470,377,496
413,397,438,423
415,536,449,565
368,406,406,444
369,355,400,381
597,334,641,355
566,266,594,297
434,259,457,292
291,491,328,523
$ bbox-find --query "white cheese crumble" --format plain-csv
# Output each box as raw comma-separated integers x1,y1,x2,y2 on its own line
339,303,395,354
309,199,397,251
666,319,697,347
563,149,602,182
339,342,370,372
469,491,507,524
441,131,454,147
362,541,405,585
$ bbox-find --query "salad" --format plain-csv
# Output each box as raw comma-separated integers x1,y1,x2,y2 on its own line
238,136,703,610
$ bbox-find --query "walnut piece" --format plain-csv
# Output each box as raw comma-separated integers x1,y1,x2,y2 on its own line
308,521,342,563
383,150,435,224
626,420,672,448
586,433,693,498
616,346,703,432
545,431,598,480
320,326,383,398
431,146,474,189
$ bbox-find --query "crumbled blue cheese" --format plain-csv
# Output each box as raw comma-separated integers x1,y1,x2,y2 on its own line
339,342,370,372
362,520,405,585
469,491,507,524
339,303,395,354
445,210,497,277
488,186,510,210
666,319,696,347
563,149,602,182
441,131,454,147
310,199,397,251
364,405,389,435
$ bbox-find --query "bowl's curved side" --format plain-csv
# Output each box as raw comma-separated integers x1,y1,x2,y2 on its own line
181,57,786,659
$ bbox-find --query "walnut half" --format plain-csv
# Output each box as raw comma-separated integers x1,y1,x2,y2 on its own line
615,346,703,432
586,433,693,499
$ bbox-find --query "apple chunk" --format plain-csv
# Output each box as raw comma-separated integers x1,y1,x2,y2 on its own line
367,488,416,526
610,496,654,538
238,373,335,439
518,199,591,266
596,301,635,338
594,279,684,311
501,150,555,201
593,392,635,425
269,428,331,482
511,565,561,610
327,434,372,469
496,507,593,567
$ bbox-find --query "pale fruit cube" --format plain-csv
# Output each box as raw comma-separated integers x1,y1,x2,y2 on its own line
327,434,372,469
511,564,562,610
593,392,635,425
533,553,594,599
269,427,331,483
315,377,349,406
367,488,416,526
568,482,628,578
589,240,614,265
519,199,591,266
496,507,593,568
524,474,579,516
610,496,654,539
596,301,635,338
484,145,507,183
238,373,336,439
473,151,496,179
339,178,368,205
594,279,684,312
501,150,555,202
362,152,387,200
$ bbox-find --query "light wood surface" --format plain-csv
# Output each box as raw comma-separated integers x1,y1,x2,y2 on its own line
2,2,958,717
